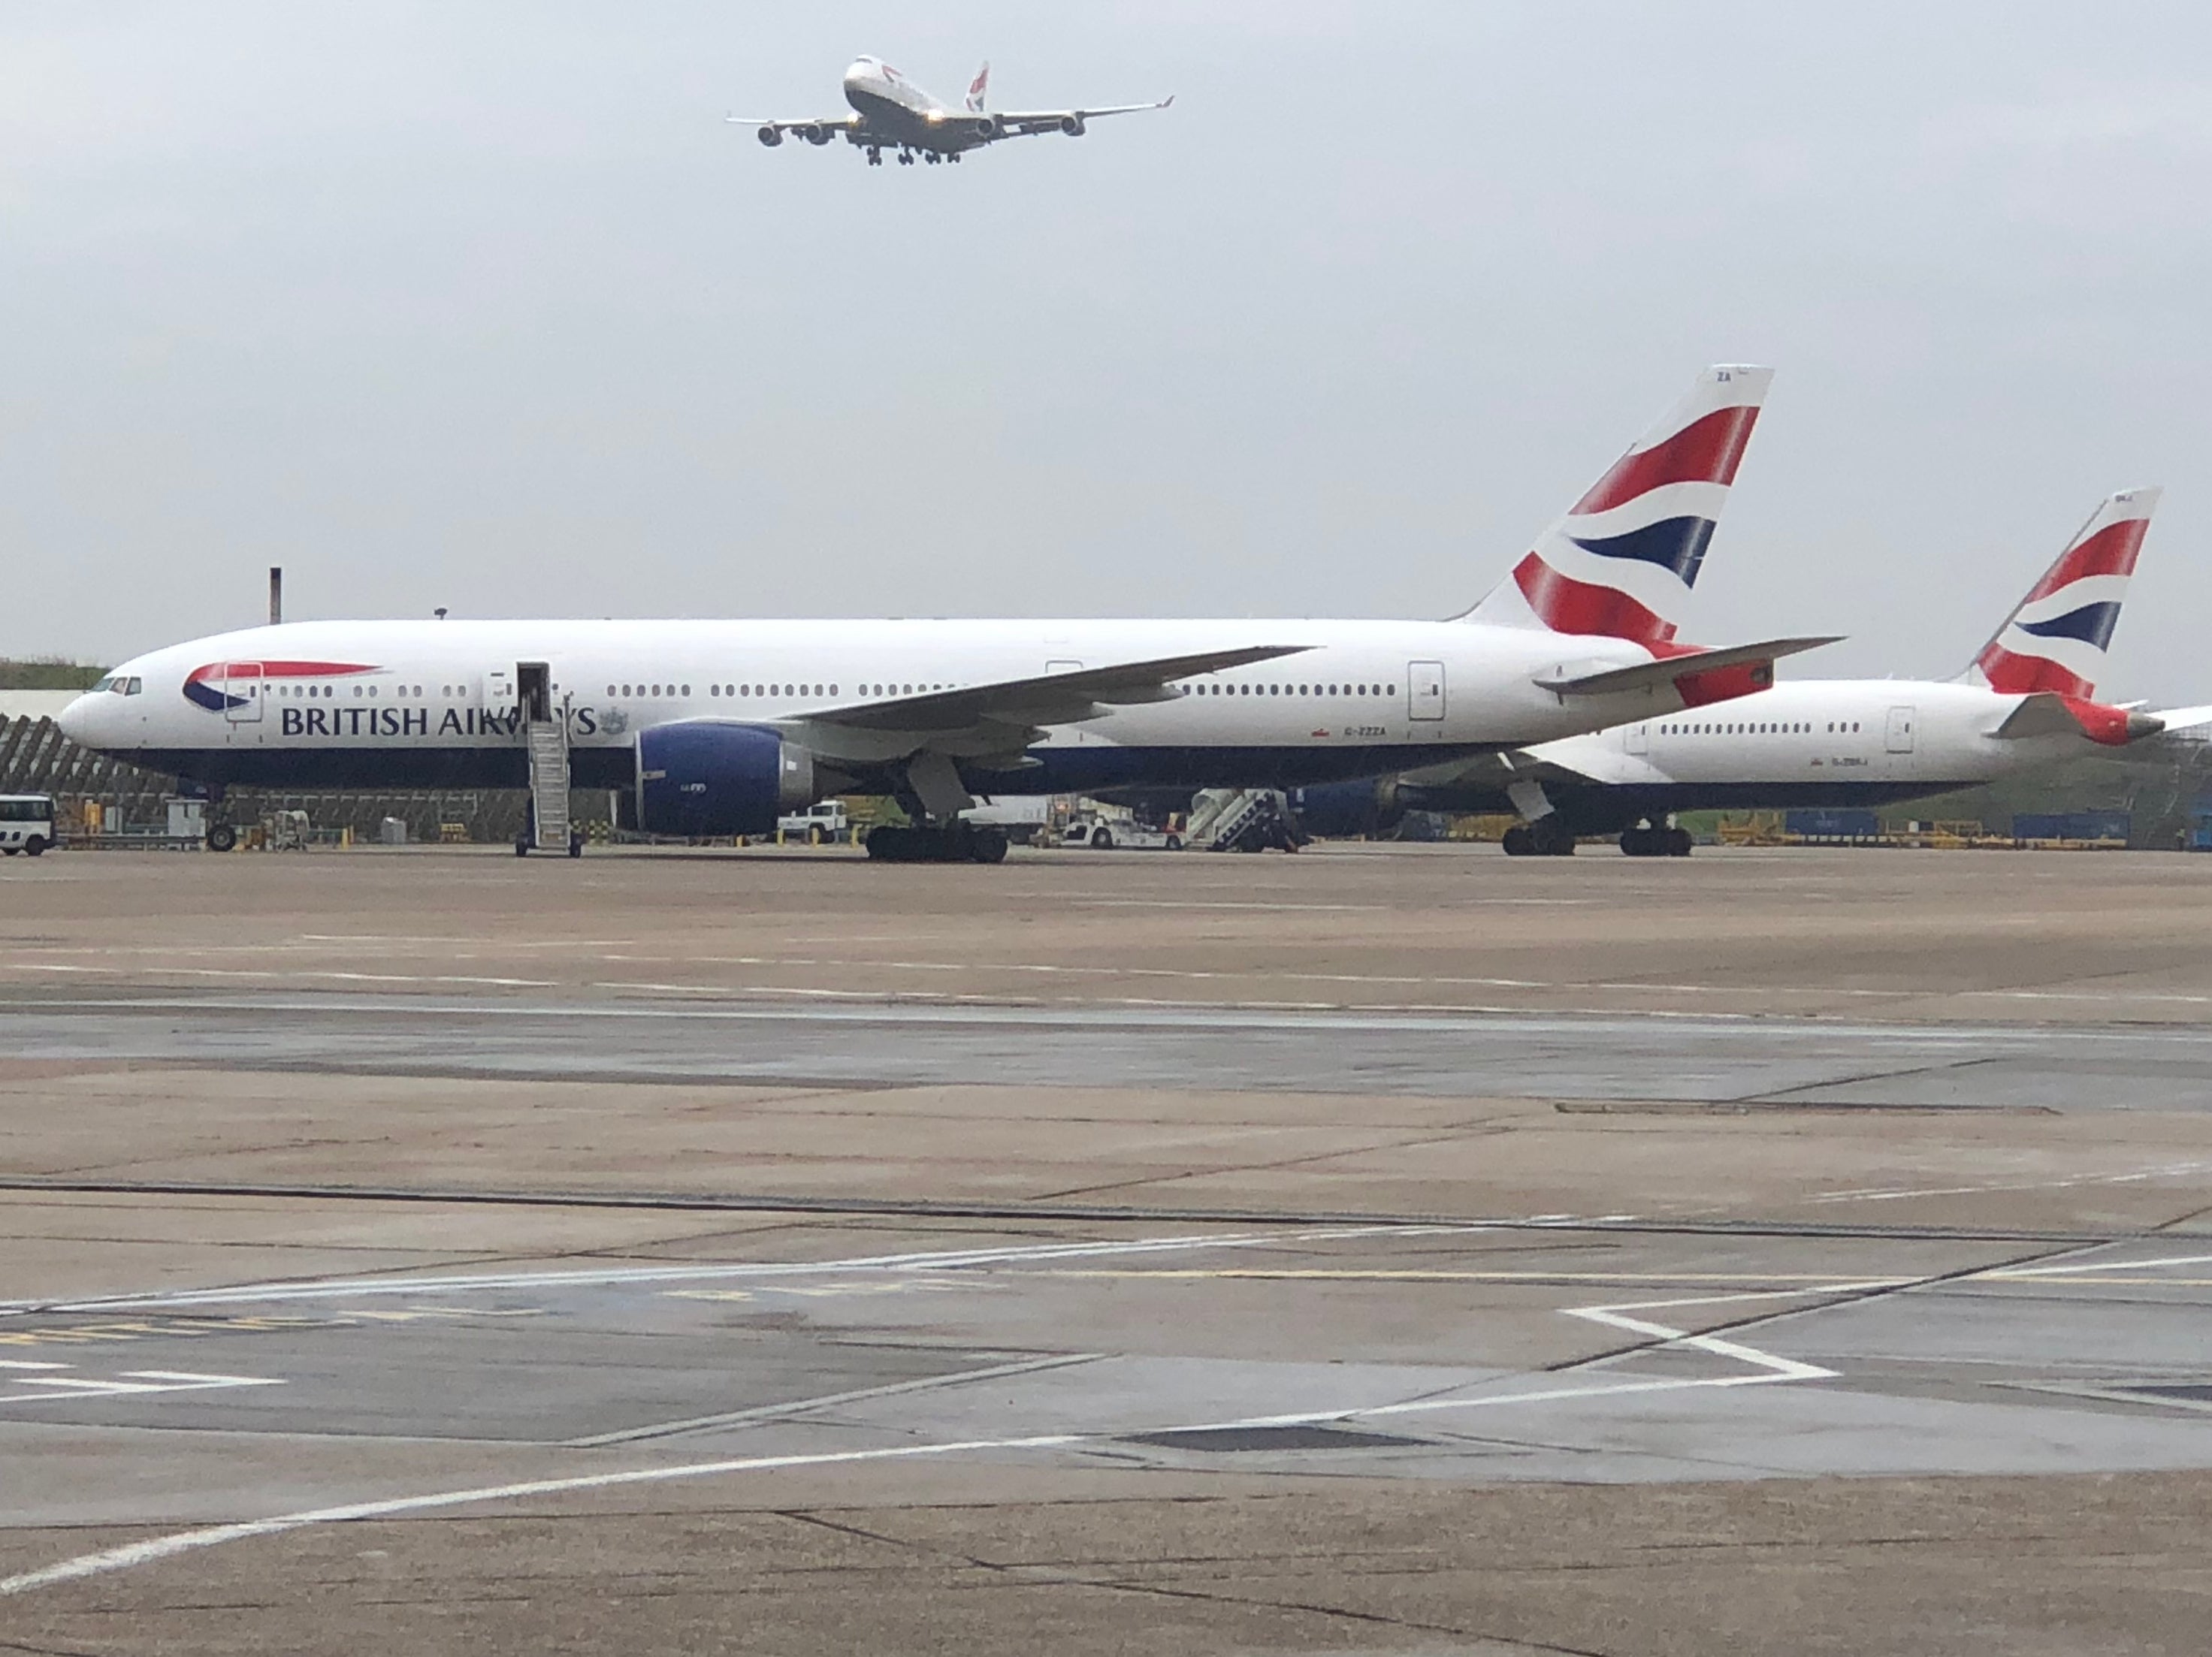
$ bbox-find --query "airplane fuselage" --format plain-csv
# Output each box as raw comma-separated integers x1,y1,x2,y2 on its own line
64,616,1736,799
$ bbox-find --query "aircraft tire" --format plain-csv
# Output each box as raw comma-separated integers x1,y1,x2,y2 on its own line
1667,827,1694,857
969,828,1009,865
1501,825,1534,857
206,823,237,853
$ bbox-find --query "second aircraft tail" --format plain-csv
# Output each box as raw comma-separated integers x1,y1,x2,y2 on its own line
1966,487,2161,699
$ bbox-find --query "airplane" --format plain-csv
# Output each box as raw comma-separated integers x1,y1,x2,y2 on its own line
1294,485,2209,856
729,56,1172,166
60,364,1834,863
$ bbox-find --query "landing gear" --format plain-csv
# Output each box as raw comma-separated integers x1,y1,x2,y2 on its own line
1503,817,1577,856
866,148,883,166
948,152,962,164
897,149,915,165
1618,822,1693,858
924,151,941,164
864,823,1009,864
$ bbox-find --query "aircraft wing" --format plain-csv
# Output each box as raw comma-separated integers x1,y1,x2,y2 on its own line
726,113,863,140
2148,704,2212,735
777,643,1312,762
993,95,1174,136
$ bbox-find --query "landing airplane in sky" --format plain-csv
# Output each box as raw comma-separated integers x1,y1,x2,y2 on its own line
730,56,1171,165
61,366,1833,862
1297,486,2211,855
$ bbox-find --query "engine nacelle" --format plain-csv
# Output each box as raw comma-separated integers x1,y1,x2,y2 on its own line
1059,114,1086,137
972,114,1004,140
799,124,832,146
636,722,816,838
757,125,784,147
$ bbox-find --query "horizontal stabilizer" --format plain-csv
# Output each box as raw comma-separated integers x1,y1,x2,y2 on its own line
2148,704,2212,735
1992,692,2166,745
1534,636,1839,699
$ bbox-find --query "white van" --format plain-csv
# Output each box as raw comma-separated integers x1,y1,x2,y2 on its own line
0,795,56,857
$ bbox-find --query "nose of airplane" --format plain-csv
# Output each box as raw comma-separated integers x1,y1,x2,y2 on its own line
56,692,96,746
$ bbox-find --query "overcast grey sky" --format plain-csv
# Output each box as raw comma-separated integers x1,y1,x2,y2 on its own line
6,2,2211,699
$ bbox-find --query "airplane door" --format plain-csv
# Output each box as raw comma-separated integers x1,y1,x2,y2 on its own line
1625,722,1648,755
221,661,264,726
1886,705,1916,753
1407,660,1445,722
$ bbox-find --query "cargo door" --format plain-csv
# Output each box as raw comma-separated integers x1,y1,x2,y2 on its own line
1885,705,1916,753
1624,722,1648,755
1407,660,1445,723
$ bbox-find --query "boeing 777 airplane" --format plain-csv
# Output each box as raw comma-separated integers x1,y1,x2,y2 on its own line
61,366,1833,862
1297,487,2211,855
730,57,1171,165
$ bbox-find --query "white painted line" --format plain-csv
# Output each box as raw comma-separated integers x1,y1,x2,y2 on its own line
1986,1252,2212,1278
20,1224,1491,1314
0,1276,1835,1599
0,1360,69,1371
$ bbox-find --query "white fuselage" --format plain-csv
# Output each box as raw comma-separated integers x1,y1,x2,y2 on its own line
62,615,1724,799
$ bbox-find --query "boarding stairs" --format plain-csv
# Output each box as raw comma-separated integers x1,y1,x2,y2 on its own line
524,713,572,851
1189,787,1293,853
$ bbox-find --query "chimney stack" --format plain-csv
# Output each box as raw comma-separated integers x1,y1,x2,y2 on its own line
269,566,283,626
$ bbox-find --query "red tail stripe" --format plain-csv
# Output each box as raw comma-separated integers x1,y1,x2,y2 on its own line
2022,519,2147,602
1510,553,1676,646
1976,644,2093,699
1572,405,1762,517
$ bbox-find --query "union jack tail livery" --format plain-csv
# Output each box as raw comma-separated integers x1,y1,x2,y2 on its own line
1461,364,1772,647
1967,486,2160,699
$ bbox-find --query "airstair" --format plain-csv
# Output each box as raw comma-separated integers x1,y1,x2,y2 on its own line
1189,787,1301,853
524,716,571,851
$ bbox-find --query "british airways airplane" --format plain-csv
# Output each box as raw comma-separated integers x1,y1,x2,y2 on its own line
729,57,1171,166
59,366,1833,861
1302,486,2208,855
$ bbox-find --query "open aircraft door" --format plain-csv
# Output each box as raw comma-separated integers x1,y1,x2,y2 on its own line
1407,660,1445,722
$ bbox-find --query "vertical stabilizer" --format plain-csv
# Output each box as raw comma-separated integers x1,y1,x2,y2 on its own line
1967,487,2160,699
965,61,991,113
1460,364,1773,647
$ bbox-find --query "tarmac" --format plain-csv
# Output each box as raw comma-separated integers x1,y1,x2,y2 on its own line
4,843,2211,1654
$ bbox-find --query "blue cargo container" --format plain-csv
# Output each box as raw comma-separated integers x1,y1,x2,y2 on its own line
2011,810,2131,843
1784,807,1883,840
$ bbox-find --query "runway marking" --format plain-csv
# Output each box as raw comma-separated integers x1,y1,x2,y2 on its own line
2,964,557,988
1985,1251,2212,1278
1810,1161,2212,1205
0,1286,1821,1600
10,1224,1491,1315
0,1308,546,1345
0,1364,284,1404
562,1352,1102,1447
1035,1269,1919,1289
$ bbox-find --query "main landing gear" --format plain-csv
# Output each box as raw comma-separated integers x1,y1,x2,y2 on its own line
1500,817,1578,857
865,823,1009,864
866,147,884,166
1619,823,1693,858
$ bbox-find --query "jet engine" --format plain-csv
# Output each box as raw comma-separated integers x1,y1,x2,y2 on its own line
971,114,1004,140
636,722,820,838
798,124,832,146
757,125,784,147
1059,114,1086,137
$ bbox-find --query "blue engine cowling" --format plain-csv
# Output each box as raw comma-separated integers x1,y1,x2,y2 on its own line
636,722,817,837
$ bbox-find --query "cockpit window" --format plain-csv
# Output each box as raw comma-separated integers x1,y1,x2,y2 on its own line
92,675,116,693
124,678,144,696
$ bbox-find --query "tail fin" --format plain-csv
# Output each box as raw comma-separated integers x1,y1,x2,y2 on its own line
1966,486,2160,699
1460,364,1773,647
965,61,990,113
